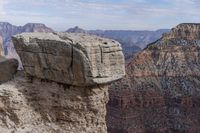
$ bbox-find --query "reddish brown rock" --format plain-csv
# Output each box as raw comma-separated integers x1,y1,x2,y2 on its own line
107,23,200,133
163,23,200,40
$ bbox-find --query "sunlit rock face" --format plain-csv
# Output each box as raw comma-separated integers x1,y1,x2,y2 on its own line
107,23,200,133
0,33,126,133
163,23,200,40
12,32,125,86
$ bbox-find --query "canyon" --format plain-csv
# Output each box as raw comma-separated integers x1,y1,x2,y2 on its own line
0,22,199,133
107,23,200,133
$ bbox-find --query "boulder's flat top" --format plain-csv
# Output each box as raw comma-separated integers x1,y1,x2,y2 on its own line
15,33,62,42
15,32,121,48
13,32,125,86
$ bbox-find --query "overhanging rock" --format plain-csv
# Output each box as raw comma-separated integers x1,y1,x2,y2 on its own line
10,32,126,133
12,32,125,86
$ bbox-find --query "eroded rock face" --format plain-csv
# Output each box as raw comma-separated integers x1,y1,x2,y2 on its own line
107,23,200,133
9,33,125,133
0,75,109,133
163,23,200,40
12,32,125,86
0,57,18,84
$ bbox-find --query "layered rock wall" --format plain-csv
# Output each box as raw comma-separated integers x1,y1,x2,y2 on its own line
0,77,109,133
107,23,200,133
163,23,200,40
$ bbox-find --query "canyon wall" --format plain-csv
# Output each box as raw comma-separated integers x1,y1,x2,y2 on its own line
107,23,200,133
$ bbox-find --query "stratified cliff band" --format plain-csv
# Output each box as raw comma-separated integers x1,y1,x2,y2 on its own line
107,23,200,133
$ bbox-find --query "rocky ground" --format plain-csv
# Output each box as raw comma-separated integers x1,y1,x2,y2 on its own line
0,72,109,133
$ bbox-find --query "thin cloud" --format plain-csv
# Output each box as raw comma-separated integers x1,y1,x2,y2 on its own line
0,0,200,30
0,0,6,16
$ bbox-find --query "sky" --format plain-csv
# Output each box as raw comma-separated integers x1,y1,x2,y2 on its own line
0,0,200,31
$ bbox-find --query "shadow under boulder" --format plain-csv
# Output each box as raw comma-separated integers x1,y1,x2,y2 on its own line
0,56,18,84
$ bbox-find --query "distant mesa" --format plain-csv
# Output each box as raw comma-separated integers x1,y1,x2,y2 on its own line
22,23,53,33
66,26,87,33
163,23,200,40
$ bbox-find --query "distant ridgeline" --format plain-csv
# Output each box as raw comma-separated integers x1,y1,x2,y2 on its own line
0,22,169,60
66,26,170,59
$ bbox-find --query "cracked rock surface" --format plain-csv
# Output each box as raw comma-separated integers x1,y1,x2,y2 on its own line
0,73,110,133
12,32,125,86
5,33,126,133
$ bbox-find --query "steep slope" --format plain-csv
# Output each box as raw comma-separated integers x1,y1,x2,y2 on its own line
107,23,200,133
66,27,169,58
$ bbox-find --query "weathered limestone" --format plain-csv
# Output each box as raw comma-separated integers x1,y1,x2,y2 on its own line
9,33,125,133
0,76,109,133
0,56,18,83
12,32,125,86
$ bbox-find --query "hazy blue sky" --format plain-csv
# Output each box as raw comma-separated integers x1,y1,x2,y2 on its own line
0,0,200,31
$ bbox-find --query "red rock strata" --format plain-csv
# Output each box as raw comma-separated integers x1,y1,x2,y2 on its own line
107,23,200,133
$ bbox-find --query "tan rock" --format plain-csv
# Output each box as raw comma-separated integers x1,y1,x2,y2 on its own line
8,33,125,133
0,76,109,133
12,32,125,86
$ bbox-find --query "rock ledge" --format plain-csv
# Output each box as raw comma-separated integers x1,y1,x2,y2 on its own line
12,32,125,86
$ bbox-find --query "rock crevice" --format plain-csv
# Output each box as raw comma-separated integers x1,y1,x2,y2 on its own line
12,32,125,86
